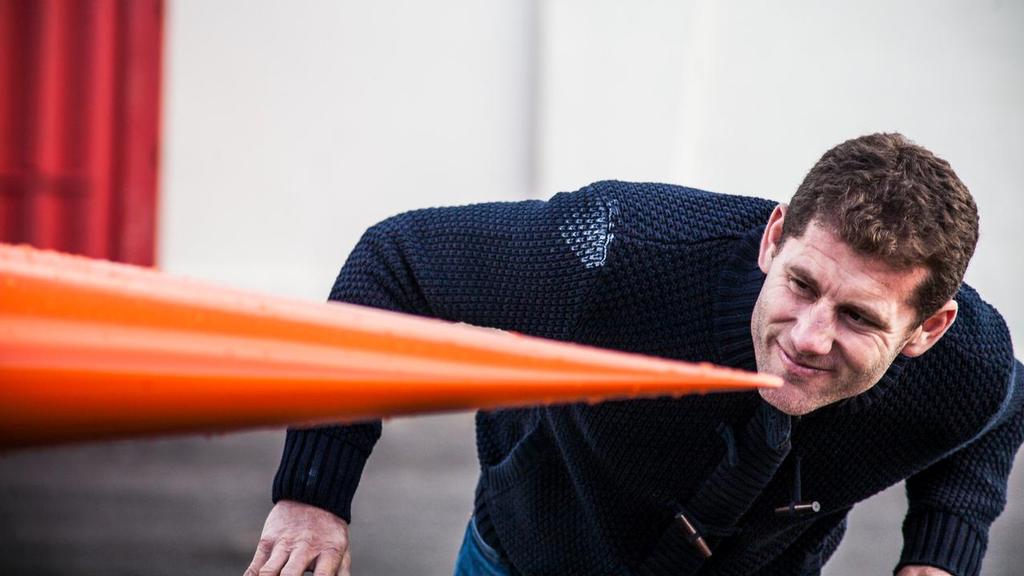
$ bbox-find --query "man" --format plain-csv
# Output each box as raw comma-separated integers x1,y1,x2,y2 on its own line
246,134,1022,576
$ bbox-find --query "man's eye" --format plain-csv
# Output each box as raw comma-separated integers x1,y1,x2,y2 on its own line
789,278,810,294
845,310,869,326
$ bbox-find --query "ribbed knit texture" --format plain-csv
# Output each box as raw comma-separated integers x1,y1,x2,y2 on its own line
273,429,371,523
272,181,1021,575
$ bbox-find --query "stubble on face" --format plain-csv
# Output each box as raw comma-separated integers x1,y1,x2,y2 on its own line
752,293,907,415
750,222,925,416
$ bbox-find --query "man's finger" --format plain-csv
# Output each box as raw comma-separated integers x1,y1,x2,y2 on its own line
279,545,318,576
338,550,352,576
311,549,342,576
244,539,275,576
257,545,290,576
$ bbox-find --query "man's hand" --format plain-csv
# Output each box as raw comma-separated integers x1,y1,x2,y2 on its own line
244,500,352,576
896,566,953,576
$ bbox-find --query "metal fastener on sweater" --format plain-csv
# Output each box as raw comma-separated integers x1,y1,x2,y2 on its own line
673,511,713,558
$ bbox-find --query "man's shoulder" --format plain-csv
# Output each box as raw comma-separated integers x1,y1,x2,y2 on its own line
573,180,777,244
365,180,777,247
947,284,1013,361
903,284,1016,428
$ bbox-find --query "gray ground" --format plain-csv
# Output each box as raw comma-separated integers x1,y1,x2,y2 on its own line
1,413,1022,575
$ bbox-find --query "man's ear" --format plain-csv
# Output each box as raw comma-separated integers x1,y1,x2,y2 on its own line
758,204,787,274
901,299,958,358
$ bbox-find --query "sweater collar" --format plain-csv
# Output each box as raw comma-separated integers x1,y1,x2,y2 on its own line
712,226,906,416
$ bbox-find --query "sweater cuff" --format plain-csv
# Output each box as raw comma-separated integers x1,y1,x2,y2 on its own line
272,428,371,523
897,509,987,576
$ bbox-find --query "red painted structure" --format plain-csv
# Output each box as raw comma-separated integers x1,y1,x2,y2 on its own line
0,0,163,265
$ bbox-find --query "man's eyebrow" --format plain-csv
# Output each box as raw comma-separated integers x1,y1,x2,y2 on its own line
787,264,891,330
788,265,820,293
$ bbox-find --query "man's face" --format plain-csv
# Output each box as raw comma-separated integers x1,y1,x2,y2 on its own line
751,212,930,416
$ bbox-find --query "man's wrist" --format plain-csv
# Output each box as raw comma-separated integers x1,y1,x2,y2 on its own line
898,508,985,576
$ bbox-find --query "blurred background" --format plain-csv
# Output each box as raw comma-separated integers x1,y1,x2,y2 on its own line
1,0,1022,574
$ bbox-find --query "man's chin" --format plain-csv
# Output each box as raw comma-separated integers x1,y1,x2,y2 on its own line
758,386,814,416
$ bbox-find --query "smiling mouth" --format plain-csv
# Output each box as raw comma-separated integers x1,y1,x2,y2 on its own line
778,346,832,375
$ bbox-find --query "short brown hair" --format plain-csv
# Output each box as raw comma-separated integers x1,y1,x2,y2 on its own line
781,133,978,322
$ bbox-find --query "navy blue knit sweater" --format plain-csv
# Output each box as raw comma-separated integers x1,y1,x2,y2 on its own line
273,182,1022,575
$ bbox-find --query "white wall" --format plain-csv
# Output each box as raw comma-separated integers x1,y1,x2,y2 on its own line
164,0,1022,348
540,0,1024,346
161,0,536,300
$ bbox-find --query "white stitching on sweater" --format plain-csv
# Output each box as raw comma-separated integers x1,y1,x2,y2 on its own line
559,198,618,269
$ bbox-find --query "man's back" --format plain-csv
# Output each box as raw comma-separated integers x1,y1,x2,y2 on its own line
271,181,1019,575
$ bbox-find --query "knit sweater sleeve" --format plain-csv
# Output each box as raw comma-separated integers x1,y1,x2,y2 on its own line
896,359,1024,576
272,185,611,522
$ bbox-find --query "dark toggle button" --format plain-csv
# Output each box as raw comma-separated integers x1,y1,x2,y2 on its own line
673,511,712,558
774,501,821,517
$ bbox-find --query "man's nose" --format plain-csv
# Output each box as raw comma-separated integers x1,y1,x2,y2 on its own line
790,303,835,357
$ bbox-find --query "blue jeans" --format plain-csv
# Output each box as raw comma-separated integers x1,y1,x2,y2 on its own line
453,516,512,576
